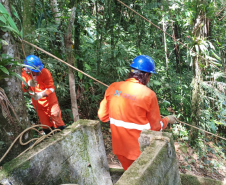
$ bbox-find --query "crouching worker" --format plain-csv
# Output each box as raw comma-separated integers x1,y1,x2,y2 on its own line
98,55,176,170
22,55,66,134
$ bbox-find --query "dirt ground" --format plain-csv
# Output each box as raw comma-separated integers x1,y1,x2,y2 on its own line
102,128,226,181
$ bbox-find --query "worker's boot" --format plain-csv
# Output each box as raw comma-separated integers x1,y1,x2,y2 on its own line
43,127,55,135
57,125,66,130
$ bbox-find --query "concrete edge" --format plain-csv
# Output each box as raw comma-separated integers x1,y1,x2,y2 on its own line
108,167,226,185
0,119,99,180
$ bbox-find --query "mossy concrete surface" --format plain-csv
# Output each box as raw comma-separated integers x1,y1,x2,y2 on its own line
0,120,112,185
115,130,181,185
180,173,226,185
109,168,226,185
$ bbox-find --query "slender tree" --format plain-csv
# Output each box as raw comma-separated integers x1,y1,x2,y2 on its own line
0,0,31,165
65,6,79,122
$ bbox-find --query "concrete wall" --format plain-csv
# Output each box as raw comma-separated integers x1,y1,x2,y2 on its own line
180,174,226,185
109,168,226,185
0,120,112,185
115,130,181,185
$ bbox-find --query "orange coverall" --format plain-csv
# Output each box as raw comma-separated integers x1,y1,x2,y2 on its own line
98,78,169,170
22,68,65,128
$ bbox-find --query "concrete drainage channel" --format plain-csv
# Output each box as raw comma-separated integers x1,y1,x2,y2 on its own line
0,120,225,185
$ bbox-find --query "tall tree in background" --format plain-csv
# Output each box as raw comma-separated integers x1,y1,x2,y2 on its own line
23,0,35,54
65,5,79,122
0,0,31,165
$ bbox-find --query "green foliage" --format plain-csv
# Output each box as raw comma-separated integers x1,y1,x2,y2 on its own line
20,0,226,149
0,3,22,37
0,54,28,86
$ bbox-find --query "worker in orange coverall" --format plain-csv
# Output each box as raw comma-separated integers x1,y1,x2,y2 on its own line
22,55,66,134
98,55,176,170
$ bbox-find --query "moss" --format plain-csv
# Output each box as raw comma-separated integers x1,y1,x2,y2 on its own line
180,174,224,185
0,119,100,184
109,168,125,174
179,146,188,154
0,156,30,180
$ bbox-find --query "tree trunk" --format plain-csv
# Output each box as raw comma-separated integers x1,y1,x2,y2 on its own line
74,5,83,73
108,0,114,63
22,0,35,54
50,0,61,24
162,15,168,71
96,0,101,75
65,7,79,122
0,0,31,165
189,6,207,145
189,56,202,146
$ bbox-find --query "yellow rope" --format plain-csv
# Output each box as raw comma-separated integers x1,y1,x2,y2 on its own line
0,125,60,163
176,118,226,141
22,40,109,88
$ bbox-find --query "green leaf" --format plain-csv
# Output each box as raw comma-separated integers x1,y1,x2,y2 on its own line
211,50,221,61
0,66,9,74
214,120,223,125
11,5,20,22
1,39,8,45
153,80,161,85
1,25,20,36
85,63,91,70
10,72,28,86
0,14,6,23
78,72,83,79
0,3,21,37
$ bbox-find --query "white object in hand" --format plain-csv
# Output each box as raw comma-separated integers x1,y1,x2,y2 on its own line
27,79,37,87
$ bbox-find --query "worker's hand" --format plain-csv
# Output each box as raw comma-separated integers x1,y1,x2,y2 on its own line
27,79,37,87
166,115,177,124
30,92,43,100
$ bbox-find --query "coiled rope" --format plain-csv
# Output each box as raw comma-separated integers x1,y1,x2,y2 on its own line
0,125,60,163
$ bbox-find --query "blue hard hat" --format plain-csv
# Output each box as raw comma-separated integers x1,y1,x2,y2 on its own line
24,55,44,72
130,55,156,74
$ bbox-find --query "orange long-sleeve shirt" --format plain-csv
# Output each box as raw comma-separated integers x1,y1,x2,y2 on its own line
98,78,169,160
22,68,58,109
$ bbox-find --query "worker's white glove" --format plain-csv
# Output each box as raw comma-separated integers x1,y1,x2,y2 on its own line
27,79,37,87
166,115,177,124
30,92,43,100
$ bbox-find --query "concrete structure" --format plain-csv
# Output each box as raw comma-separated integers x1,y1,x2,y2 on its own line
4,121,221,185
0,120,112,185
110,168,226,185
115,130,181,185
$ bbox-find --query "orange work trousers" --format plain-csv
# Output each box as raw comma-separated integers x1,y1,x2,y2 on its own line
116,155,135,171
36,104,65,129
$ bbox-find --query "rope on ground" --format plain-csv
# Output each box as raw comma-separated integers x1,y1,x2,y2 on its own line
116,0,221,71
21,40,109,88
0,125,61,164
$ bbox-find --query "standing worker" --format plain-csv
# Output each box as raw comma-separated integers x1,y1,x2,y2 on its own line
98,55,176,170
22,55,66,134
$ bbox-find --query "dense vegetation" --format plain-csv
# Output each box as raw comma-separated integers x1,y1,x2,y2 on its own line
1,0,226,178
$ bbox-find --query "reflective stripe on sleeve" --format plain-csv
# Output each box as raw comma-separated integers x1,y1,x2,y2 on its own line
49,88,54,93
109,117,151,131
28,88,55,95
160,121,163,131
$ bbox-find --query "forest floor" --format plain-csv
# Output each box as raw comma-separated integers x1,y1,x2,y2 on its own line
101,126,226,182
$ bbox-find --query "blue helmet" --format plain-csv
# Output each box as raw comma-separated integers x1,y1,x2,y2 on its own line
130,55,156,74
24,55,44,72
